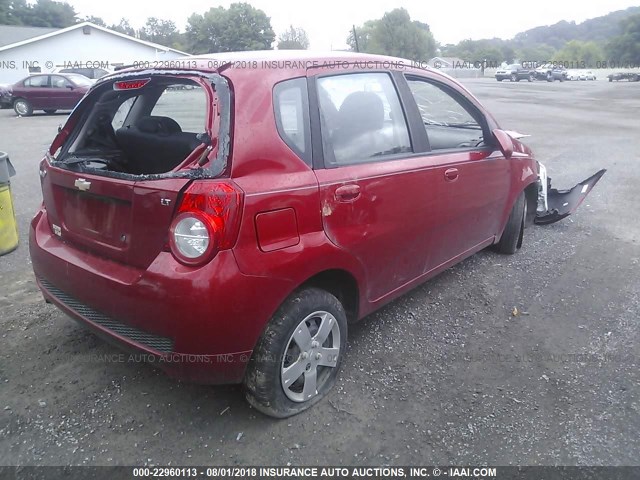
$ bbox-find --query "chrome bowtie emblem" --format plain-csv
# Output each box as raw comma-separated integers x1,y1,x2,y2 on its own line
74,178,91,191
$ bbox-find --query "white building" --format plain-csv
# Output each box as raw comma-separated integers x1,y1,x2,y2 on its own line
0,22,189,84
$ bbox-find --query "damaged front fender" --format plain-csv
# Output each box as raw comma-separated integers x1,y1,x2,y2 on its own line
535,165,606,225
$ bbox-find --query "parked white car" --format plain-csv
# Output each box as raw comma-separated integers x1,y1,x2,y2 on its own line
566,70,580,80
580,71,596,81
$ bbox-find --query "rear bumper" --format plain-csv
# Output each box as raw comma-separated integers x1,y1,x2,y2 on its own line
29,208,293,384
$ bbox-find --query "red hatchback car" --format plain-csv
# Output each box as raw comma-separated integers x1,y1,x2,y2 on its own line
29,52,604,417
10,73,92,116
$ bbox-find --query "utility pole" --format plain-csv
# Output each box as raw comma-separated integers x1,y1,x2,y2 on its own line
352,25,360,52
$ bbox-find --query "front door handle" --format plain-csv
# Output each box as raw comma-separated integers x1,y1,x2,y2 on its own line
335,184,361,202
444,168,459,182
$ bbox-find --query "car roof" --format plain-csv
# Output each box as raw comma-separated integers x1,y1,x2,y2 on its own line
192,49,415,62
114,50,437,76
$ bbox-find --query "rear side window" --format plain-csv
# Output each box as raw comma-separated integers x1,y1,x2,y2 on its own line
273,78,311,166
150,85,206,133
24,76,48,87
317,72,411,166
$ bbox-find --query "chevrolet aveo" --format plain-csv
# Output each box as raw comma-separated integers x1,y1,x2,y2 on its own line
29,52,605,417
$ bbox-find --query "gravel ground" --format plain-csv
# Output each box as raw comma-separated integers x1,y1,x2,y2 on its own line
0,77,638,467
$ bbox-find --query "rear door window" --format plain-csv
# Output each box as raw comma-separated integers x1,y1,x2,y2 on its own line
316,72,411,165
24,76,48,87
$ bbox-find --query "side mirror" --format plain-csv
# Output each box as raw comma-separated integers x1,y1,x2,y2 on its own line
493,129,514,159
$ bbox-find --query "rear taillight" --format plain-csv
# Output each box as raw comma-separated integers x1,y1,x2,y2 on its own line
169,181,243,266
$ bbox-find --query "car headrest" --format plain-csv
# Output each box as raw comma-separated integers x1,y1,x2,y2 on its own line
137,116,182,135
338,92,384,135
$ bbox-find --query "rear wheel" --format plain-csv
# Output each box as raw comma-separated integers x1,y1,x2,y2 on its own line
13,98,33,116
510,74,517,82
244,288,347,418
493,192,525,255
528,74,534,82
44,109,57,114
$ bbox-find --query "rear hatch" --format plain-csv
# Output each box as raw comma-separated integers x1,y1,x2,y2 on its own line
40,71,231,269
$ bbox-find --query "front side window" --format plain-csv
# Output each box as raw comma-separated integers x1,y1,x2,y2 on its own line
406,76,486,150
51,76,72,89
317,72,411,165
273,77,311,166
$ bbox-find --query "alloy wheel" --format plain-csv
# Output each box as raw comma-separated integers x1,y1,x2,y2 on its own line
281,311,341,402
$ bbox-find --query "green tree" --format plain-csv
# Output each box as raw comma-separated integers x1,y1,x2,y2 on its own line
553,40,605,67
109,18,135,36
516,44,556,64
186,2,275,54
346,20,376,52
348,8,436,60
277,25,309,50
139,17,179,45
82,15,105,27
501,45,516,64
0,0,25,25
17,0,76,27
439,39,509,64
606,14,640,64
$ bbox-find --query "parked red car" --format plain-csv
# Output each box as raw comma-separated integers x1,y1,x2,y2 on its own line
29,52,604,417
9,73,91,116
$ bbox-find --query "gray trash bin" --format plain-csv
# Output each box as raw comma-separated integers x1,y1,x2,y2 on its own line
0,151,19,255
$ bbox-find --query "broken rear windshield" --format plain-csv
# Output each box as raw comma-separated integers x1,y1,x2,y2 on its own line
50,71,230,181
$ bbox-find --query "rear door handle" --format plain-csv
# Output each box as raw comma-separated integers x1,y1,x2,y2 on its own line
335,184,361,202
444,168,459,182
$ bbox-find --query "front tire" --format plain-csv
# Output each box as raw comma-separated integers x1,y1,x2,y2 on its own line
244,288,348,418
510,74,517,82
13,98,33,116
493,192,525,254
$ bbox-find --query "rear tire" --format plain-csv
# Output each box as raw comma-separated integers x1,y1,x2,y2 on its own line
493,192,525,255
510,74,517,82
244,288,348,418
13,98,33,116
